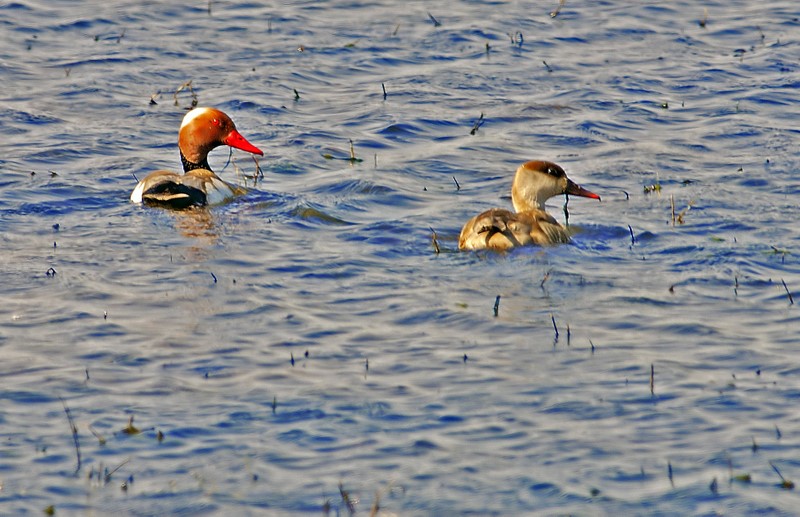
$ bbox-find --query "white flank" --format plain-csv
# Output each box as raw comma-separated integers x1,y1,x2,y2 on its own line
130,181,145,203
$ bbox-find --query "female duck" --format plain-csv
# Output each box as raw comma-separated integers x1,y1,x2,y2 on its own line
131,107,263,208
459,160,600,251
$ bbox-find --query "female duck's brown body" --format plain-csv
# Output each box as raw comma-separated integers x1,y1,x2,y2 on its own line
459,161,600,251
131,107,263,209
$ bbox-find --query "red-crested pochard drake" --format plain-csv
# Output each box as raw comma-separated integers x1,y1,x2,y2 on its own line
131,107,263,208
459,160,600,251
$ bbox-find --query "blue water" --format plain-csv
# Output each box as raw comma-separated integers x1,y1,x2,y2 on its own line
2,0,800,514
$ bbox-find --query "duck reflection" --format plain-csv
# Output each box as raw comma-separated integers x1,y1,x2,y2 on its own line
172,206,219,244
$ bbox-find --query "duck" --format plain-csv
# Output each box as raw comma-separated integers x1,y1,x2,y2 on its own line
131,107,263,208
459,160,600,251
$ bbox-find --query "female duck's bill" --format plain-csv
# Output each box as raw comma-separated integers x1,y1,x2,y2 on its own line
459,160,600,251
131,107,263,209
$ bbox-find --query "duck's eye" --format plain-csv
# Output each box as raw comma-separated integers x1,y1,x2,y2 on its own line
211,118,220,126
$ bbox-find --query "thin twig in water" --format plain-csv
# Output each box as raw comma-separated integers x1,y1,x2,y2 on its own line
550,0,566,18
493,295,501,317
252,155,263,182
670,194,676,226
104,458,130,484
540,270,550,289
628,225,636,245
770,461,795,489
551,314,559,342
339,481,357,515
430,227,440,254
452,176,460,191
470,112,484,135
59,396,81,475
427,12,441,27
348,139,362,163
650,363,655,395
543,60,553,72
369,489,381,517
381,82,387,100
781,278,794,305
88,425,106,446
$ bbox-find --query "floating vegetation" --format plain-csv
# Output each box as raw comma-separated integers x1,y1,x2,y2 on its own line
173,80,197,108
122,416,140,435
643,183,661,194
508,31,524,47
322,140,363,163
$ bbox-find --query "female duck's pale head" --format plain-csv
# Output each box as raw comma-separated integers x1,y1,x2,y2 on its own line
511,160,600,212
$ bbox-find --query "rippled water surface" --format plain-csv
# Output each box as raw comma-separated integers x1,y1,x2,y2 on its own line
2,0,800,514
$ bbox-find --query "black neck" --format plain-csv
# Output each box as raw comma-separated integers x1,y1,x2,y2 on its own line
181,151,211,173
